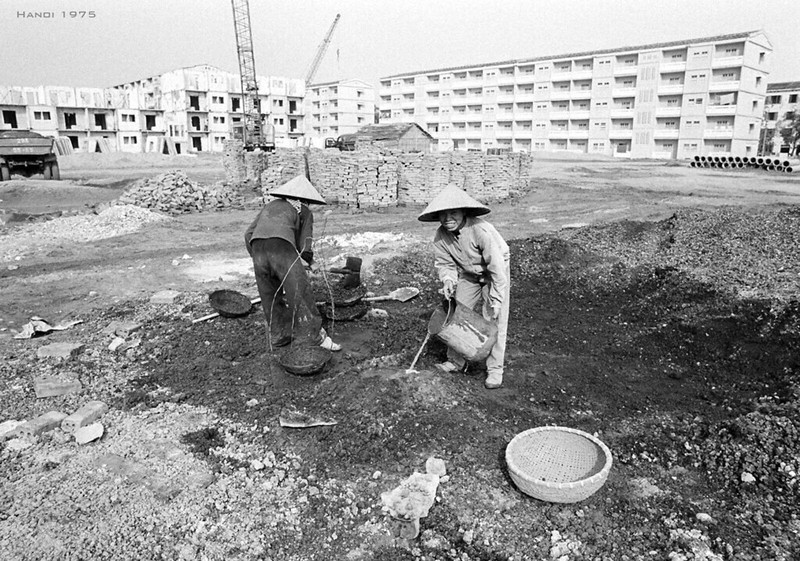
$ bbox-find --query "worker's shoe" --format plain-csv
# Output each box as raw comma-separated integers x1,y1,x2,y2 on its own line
434,361,464,373
484,371,503,389
320,336,342,352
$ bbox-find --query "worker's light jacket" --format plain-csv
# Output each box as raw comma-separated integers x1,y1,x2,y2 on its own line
244,198,315,263
433,216,510,307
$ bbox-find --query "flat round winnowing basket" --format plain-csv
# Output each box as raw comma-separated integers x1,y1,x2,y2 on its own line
505,426,613,503
208,289,253,318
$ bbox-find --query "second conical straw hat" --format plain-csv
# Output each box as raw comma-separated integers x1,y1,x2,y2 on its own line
269,175,327,205
417,183,490,222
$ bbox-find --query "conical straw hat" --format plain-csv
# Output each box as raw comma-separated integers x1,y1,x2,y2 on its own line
270,175,327,205
417,183,490,222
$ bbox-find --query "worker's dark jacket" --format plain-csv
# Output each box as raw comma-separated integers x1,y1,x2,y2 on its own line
244,198,314,264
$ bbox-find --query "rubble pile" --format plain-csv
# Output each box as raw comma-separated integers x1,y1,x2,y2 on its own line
117,171,243,215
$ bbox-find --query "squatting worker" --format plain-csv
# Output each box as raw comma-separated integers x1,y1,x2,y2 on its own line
418,183,510,389
244,175,341,352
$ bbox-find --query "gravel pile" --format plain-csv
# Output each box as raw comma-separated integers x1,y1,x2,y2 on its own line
0,205,170,263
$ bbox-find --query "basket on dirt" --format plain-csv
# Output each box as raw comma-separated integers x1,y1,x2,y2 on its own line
208,289,253,318
319,302,369,321
505,426,613,503
428,299,498,361
279,345,332,376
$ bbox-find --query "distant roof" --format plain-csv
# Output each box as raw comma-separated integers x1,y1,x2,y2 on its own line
352,123,433,141
767,82,800,92
381,30,767,80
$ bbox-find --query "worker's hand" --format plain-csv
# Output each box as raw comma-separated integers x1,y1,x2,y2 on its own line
442,279,456,300
490,304,502,320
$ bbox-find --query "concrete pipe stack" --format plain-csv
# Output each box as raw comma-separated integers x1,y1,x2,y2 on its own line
689,155,796,173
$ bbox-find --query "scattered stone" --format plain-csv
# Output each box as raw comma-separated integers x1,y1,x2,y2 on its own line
246,399,259,407
0,420,24,441
36,342,85,359
108,337,126,351
5,437,33,452
17,411,68,437
462,529,474,545
381,472,441,540
425,456,447,477
150,290,181,305
696,512,714,524
62,401,108,433
103,320,142,338
741,472,756,483
74,422,104,445
251,459,265,471
34,375,83,398
366,308,389,318
372,470,382,479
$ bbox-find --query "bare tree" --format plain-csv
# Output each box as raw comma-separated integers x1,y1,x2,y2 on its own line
779,113,800,156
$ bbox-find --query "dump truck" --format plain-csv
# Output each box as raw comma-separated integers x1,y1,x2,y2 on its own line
0,130,60,181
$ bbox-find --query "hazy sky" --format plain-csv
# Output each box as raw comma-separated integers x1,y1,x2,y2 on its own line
3,0,799,90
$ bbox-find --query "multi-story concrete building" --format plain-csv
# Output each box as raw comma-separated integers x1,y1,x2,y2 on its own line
0,64,305,153
378,30,772,159
761,81,800,156
304,79,375,147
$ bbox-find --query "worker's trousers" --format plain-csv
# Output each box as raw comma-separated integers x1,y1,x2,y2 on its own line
249,238,323,348
449,257,510,376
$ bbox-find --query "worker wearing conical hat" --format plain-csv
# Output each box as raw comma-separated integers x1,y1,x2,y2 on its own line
418,183,510,389
245,175,341,352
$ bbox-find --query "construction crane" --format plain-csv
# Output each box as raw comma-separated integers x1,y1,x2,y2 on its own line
230,0,275,151
304,13,341,86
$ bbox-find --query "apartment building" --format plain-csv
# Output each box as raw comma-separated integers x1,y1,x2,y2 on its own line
761,81,800,156
0,64,305,153
304,79,375,147
378,31,772,159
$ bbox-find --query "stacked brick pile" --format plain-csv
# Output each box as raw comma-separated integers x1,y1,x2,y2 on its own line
118,171,242,215
224,145,532,210
222,140,247,185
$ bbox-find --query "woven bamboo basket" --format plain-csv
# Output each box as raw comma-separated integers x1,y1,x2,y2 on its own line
505,426,612,503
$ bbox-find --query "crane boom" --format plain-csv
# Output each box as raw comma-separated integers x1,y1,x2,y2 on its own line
230,0,274,150
304,13,341,86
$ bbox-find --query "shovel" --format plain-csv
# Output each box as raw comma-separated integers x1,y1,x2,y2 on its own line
363,287,420,303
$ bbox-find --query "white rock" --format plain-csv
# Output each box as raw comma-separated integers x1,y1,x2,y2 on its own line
74,422,104,445
425,456,447,477
0,420,24,441
462,530,474,545
372,470,381,479
696,512,714,524
108,337,126,351
246,399,259,407
251,459,265,471
741,472,756,483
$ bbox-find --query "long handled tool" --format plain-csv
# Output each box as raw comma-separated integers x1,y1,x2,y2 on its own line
363,287,420,303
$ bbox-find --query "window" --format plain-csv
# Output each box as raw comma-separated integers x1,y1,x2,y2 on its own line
273,118,284,125
273,99,283,107
713,143,726,149
212,95,224,104
756,77,762,87
749,123,755,132
34,111,52,120
759,52,766,63
768,95,782,104
123,136,137,145
212,116,226,124
767,112,778,121
121,114,136,122
789,94,798,103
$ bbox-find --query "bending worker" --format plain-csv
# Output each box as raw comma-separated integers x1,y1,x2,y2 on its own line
418,183,510,389
244,175,341,352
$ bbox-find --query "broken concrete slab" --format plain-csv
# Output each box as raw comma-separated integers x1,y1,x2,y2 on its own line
150,290,181,305
108,337,125,351
74,422,104,445
62,401,108,433
34,376,82,398
36,342,85,359
102,320,142,338
17,411,68,437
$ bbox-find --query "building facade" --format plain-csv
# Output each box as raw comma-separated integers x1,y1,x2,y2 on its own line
304,79,375,147
761,81,800,156
378,31,772,159
0,65,305,153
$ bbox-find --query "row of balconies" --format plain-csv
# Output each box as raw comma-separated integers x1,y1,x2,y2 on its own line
433,128,735,141
384,56,747,92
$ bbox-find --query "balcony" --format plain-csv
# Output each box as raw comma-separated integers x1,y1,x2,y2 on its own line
659,61,687,73
706,104,737,115
711,55,744,69
549,129,569,139
612,87,637,98
653,129,680,139
655,106,682,117
704,129,734,139
613,65,638,76
569,129,589,139
608,129,633,139
610,108,635,118
658,84,684,95
571,89,593,100
570,70,593,81
550,89,572,101
515,92,535,103
569,110,591,120
709,80,740,92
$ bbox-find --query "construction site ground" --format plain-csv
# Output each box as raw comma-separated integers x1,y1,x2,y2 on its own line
1,152,799,561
